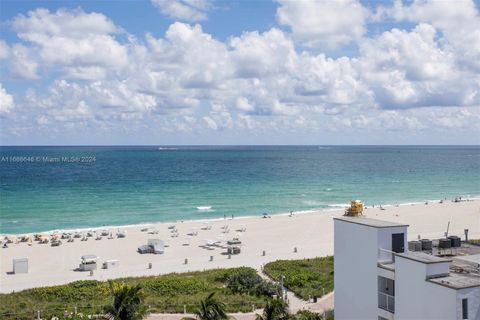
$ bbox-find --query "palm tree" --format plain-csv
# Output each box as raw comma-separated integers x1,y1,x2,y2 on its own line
294,310,322,320
194,292,229,320
256,298,289,320
104,282,147,320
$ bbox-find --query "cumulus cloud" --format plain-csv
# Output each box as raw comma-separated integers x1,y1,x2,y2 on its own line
10,44,39,79
374,0,480,71
1,5,479,143
359,23,479,108
276,0,369,48
10,8,128,79
0,84,14,115
151,0,213,22
230,28,296,78
0,41,9,59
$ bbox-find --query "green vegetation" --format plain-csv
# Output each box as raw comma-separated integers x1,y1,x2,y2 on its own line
192,292,229,320
263,256,334,300
294,310,334,320
0,267,273,320
468,239,480,245
104,282,147,320
226,268,281,297
255,298,289,320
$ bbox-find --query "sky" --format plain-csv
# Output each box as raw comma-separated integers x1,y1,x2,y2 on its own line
0,0,479,145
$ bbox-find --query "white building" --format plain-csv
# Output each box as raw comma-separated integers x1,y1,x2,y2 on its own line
334,216,480,320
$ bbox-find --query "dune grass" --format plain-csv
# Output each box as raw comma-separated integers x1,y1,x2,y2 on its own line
263,256,334,300
0,267,269,320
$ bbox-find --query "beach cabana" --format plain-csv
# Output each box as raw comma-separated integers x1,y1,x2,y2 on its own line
13,258,28,274
226,246,241,255
227,237,241,245
117,230,127,238
102,260,119,269
78,254,98,271
38,235,49,244
5,235,17,244
137,244,154,254
147,239,164,254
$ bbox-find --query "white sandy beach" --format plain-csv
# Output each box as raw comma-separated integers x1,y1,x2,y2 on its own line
1,199,479,293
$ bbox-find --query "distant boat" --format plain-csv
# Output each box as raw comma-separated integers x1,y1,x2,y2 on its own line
158,147,178,150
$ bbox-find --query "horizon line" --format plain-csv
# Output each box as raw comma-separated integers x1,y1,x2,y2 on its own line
1,144,479,147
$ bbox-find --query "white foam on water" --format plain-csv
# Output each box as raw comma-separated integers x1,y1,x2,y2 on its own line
3,196,480,236
328,203,349,208
302,200,325,206
196,206,213,211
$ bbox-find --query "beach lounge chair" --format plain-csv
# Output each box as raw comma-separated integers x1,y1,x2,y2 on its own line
117,230,127,238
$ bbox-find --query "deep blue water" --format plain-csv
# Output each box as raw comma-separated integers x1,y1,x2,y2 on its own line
0,145,479,233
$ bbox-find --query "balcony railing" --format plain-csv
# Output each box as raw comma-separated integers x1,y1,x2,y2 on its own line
378,248,395,264
378,292,395,313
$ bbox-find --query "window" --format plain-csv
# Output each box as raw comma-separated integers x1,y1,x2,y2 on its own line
378,276,395,313
392,233,405,253
462,298,468,319
378,276,395,295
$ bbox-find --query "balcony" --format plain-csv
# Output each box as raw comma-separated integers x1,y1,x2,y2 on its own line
378,292,395,313
378,275,395,313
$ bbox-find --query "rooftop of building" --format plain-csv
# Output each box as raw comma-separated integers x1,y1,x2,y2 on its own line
382,245,480,289
455,253,480,265
428,272,480,290
334,216,409,228
395,252,452,264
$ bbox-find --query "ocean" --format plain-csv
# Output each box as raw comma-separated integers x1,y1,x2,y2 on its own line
0,145,479,234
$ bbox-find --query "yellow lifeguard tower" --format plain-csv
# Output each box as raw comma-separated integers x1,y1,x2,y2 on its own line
344,200,364,217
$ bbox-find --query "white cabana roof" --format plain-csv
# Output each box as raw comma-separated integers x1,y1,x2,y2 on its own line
80,254,98,262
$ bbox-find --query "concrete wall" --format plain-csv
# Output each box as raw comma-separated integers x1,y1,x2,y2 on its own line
377,227,407,262
458,287,480,320
395,256,457,320
426,262,450,278
334,220,380,320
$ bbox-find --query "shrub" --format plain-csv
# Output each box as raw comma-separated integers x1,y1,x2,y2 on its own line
263,257,334,300
0,267,269,320
226,268,281,297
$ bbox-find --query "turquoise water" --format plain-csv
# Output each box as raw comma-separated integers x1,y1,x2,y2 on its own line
0,146,479,234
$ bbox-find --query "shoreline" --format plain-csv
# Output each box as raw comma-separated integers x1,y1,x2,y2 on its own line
1,198,479,293
2,196,479,236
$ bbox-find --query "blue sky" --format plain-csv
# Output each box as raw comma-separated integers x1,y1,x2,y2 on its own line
0,0,479,145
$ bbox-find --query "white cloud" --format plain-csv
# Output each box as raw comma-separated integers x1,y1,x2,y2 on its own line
235,97,255,112
10,44,38,79
358,23,479,109
0,84,14,115
151,0,212,22
0,41,9,59
64,66,107,81
2,6,479,143
375,0,480,71
276,0,369,48
11,8,128,78
203,116,218,130
12,8,118,38
229,28,296,78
